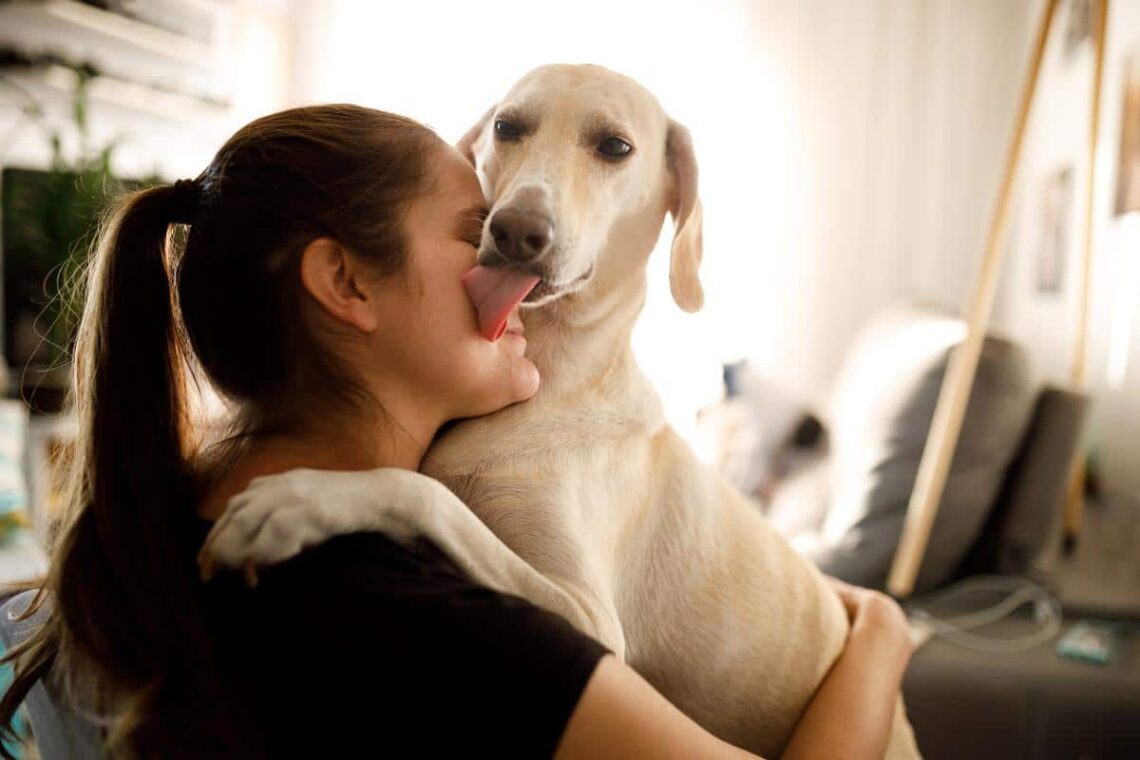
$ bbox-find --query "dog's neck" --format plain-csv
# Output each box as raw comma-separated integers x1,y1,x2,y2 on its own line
522,202,669,408
522,266,652,406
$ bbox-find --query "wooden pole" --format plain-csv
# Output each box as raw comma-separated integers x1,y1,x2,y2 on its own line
1062,0,1110,550
887,0,1059,598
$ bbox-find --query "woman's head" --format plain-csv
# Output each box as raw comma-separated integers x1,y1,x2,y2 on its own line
286,140,540,439
0,104,538,757
178,105,537,442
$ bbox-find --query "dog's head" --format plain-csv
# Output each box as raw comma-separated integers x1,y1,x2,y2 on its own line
459,64,704,312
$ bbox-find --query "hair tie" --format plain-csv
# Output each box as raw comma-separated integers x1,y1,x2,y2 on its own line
169,178,200,225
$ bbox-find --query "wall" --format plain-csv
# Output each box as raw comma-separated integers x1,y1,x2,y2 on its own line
996,0,1140,493
737,0,1037,403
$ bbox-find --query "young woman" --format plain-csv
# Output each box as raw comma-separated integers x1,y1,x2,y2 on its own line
0,104,913,758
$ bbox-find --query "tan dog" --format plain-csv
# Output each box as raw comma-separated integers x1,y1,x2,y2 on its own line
202,64,919,757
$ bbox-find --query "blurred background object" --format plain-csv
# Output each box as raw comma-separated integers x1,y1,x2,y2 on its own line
1,66,156,411
695,360,826,503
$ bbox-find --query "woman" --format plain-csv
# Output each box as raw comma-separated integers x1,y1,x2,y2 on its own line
0,105,913,758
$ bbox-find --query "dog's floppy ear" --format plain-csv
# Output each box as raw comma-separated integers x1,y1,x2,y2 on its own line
666,119,704,313
457,104,496,167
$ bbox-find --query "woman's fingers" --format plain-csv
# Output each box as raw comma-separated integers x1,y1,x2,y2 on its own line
826,577,863,622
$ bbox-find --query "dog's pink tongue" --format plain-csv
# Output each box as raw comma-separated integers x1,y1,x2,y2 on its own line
463,266,541,341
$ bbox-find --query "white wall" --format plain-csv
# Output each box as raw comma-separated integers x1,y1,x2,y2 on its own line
738,0,1037,403
996,0,1140,493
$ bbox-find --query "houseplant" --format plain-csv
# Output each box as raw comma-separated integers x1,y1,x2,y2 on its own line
2,59,155,410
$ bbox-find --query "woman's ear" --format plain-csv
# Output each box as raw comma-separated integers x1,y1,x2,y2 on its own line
299,238,380,333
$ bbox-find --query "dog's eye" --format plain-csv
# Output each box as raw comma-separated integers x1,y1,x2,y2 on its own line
494,119,522,141
598,137,633,158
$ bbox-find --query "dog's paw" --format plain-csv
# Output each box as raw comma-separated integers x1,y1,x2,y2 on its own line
197,467,422,585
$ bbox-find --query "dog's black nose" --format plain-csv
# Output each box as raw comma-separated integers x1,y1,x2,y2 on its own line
489,208,553,262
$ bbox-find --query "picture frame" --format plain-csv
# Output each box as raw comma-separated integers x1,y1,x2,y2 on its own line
1036,167,1074,295
1115,52,1140,216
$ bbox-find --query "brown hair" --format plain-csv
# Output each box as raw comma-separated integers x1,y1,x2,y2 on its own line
0,104,442,756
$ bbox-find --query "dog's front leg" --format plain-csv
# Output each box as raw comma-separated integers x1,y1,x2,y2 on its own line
197,467,624,655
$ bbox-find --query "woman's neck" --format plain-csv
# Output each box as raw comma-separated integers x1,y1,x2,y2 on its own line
197,416,433,522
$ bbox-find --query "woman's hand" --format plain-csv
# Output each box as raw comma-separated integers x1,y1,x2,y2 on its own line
829,578,914,675
779,579,916,760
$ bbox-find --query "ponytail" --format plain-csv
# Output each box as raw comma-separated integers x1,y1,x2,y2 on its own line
0,182,228,756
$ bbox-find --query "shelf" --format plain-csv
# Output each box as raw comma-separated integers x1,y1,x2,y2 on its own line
2,62,228,121
0,0,212,69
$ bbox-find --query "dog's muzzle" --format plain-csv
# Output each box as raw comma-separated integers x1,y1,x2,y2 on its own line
479,185,595,304
489,207,554,264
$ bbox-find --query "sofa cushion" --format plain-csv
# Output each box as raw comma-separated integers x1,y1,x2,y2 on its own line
776,303,1035,594
960,387,1089,576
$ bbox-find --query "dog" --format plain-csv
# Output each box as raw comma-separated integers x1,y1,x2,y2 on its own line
201,64,920,757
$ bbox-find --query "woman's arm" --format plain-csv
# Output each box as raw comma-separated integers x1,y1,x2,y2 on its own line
554,655,756,760
554,580,913,760
782,580,914,759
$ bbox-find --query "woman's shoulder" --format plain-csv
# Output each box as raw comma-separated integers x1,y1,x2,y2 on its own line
193,514,466,599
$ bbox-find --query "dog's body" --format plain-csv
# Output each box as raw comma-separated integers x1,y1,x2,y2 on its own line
203,65,919,757
424,373,850,751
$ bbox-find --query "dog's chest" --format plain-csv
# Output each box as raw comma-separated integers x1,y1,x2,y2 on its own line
426,422,653,569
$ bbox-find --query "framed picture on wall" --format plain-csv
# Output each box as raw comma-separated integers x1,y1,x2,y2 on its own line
1036,167,1074,296
1064,0,1093,59
1115,52,1140,216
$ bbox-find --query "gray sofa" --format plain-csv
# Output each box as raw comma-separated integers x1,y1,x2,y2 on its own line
733,304,1140,757
765,303,1079,594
